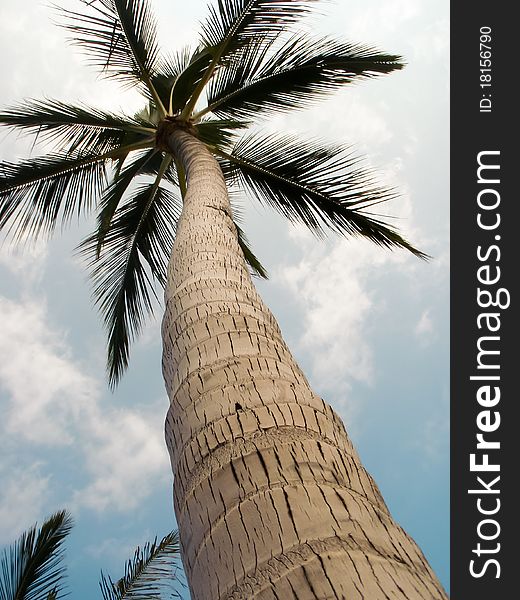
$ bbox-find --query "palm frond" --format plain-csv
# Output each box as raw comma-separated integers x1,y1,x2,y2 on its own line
200,0,319,51
57,0,162,105
0,510,73,600
140,152,180,186
150,47,194,110
0,98,155,155
205,35,403,119
0,152,110,241
182,0,320,117
99,531,183,599
201,37,268,116
235,222,268,278
152,47,214,113
82,157,181,385
93,148,159,256
194,118,249,150
154,46,194,83
218,133,427,257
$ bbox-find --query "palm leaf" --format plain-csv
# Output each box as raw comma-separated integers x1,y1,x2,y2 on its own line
152,47,214,114
57,0,162,107
0,99,155,155
194,118,248,150
218,133,427,257
205,35,404,119
200,0,319,50
182,0,320,117
82,157,181,385
93,148,159,255
0,510,73,600
235,222,268,278
0,152,110,241
99,531,183,599
150,47,193,110
140,152,180,187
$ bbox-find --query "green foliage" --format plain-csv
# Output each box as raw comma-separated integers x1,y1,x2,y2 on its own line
235,223,268,279
0,0,419,384
205,35,403,119
0,512,183,600
99,531,183,599
58,0,160,91
0,99,154,154
82,156,182,385
0,510,73,600
0,153,108,240
200,0,320,51
219,133,426,257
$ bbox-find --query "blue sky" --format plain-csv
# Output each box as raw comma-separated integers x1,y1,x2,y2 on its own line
0,0,449,597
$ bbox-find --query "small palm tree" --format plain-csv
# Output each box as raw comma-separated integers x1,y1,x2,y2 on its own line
0,510,182,600
0,1,447,598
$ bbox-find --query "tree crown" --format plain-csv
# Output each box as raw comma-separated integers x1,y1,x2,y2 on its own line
0,0,423,385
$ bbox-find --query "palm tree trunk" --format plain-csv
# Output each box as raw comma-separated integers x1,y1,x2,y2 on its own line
163,128,447,600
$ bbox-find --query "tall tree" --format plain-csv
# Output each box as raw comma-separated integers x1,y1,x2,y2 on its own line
0,0,447,598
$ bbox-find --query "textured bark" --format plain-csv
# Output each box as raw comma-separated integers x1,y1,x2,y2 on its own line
162,128,448,600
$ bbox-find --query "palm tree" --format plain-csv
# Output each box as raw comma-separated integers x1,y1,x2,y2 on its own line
0,0,447,598
0,510,182,600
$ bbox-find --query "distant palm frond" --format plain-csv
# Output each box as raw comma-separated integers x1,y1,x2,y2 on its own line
0,510,73,600
99,530,183,599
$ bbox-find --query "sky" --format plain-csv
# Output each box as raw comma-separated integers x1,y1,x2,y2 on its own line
0,0,449,597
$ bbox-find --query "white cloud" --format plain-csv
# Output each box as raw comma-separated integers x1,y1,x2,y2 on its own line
74,402,170,513
277,236,409,420
85,534,142,565
0,239,48,282
331,92,394,150
0,296,93,444
0,463,50,544
410,17,450,63
0,294,169,521
321,0,421,46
